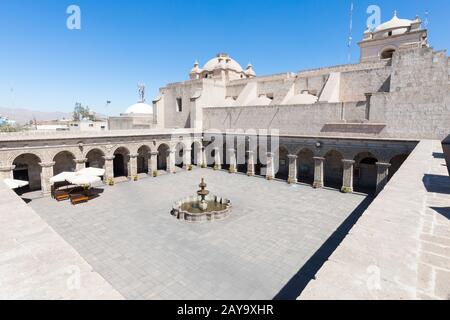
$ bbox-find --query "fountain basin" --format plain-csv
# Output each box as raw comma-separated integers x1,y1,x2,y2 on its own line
171,195,231,222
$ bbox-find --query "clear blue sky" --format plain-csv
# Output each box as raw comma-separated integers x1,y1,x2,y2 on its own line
0,0,448,116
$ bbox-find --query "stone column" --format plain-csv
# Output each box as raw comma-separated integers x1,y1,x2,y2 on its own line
228,149,237,173
39,162,55,196
376,162,391,194
266,152,275,180
213,147,221,170
341,159,355,193
150,151,158,175
287,155,298,184
103,156,115,182
168,149,176,173
74,158,87,171
312,156,325,188
201,147,207,168
0,165,15,180
183,148,192,170
129,153,138,180
247,151,255,176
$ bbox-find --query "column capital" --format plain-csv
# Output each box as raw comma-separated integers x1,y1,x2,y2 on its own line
266,152,274,157
129,153,139,158
185,148,192,152
246,150,254,155
103,156,115,161
313,156,325,161
74,158,88,164
342,159,355,164
39,161,55,168
0,165,15,172
151,151,159,156
169,149,176,154
287,154,298,159
376,162,391,168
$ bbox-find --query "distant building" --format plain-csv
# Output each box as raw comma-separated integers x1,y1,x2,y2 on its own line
35,118,108,131
108,85,156,130
0,115,16,126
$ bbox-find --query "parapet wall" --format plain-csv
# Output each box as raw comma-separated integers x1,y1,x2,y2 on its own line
0,181,123,299
299,140,450,300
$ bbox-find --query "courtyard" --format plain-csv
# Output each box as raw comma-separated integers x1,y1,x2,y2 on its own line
27,168,367,300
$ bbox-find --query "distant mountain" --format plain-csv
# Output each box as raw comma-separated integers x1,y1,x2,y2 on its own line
0,107,72,124
0,107,106,124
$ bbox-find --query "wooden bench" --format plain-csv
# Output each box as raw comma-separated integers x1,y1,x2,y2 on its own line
70,193,89,205
55,189,70,201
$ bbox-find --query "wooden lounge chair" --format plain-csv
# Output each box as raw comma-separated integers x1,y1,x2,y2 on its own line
69,186,89,205
70,193,89,205
55,189,70,201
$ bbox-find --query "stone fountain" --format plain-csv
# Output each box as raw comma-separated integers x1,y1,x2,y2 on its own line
171,178,231,222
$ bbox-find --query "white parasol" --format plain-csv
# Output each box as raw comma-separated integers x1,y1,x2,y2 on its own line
67,174,101,186
76,167,105,177
50,172,77,183
3,178,29,189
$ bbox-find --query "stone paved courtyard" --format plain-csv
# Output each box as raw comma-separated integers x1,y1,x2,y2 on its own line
29,169,366,300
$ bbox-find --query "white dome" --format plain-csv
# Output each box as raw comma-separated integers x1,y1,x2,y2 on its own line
203,53,243,72
223,97,236,107
125,102,153,114
374,13,412,33
247,96,272,106
285,93,318,105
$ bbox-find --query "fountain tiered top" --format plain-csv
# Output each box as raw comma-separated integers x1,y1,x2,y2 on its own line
171,178,231,223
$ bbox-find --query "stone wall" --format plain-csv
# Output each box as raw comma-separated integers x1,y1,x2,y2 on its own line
203,48,449,140
0,180,123,299
299,140,450,300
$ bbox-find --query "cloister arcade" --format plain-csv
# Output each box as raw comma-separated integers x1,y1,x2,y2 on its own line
0,132,416,196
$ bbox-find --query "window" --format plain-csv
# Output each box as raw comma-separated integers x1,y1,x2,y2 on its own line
176,98,182,112
381,49,395,59
89,124,94,127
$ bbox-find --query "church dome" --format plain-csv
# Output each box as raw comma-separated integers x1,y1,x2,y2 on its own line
248,95,272,106
125,102,153,115
374,11,413,35
203,53,243,72
285,93,318,105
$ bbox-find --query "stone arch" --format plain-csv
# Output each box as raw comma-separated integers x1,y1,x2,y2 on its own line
113,147,130,178
174,142,186,169
354,152,379,194
389,154,409,181
12,153,42,191
191,141,202,166
324,150,343,189
236,143,247,174
297,148,314,185
380,45,397,59
85,148,105,169
137,145,151,174
53,150,76,175
255,145,267,176
274,146,289,180
157,143,170,171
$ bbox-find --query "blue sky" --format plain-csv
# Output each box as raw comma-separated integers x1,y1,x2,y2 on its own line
0,0,448,116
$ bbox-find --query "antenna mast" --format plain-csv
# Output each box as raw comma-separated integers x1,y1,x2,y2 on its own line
347,1,354,63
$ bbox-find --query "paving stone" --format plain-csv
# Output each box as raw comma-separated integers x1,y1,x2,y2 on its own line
29,169,365,299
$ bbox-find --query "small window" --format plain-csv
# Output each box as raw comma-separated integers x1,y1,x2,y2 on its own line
388,31,393,37
381,49,395,59
176,98,182,112
89,124,94,127
101,126,105,130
